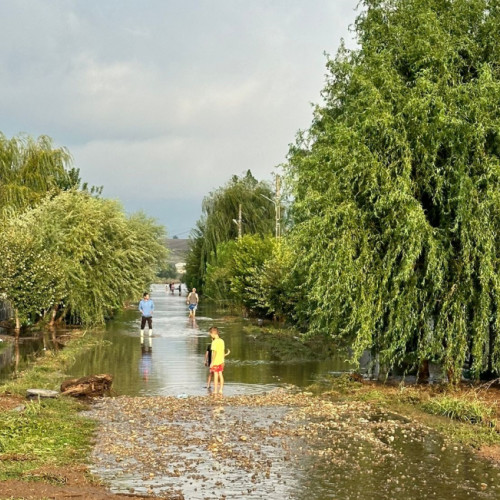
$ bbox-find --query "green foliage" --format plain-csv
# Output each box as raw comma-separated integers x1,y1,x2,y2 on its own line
157,263,178,280
0,220,64,325
0,191,167,327
3,192,167,325
421,395,496,426
0,133,101,219
185,170,275,290
0,133,165,327
285,0,500,380
204,234,275,313
0,134,71,215
247,241,307,322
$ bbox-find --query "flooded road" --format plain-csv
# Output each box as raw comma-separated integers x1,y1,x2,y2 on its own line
63,284,500,500
66,284,352,397
88,392,500,500
2,284,499,499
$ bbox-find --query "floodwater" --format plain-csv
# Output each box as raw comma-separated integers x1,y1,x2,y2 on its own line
0,329,63,382
65,283,353,396
2,284,500,499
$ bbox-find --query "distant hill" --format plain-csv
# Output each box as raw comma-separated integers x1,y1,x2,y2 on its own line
165,238,189,263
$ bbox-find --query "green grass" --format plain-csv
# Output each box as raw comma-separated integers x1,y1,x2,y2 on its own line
0,331,105,481
421,394,496,426
308,375,500,449
0,398,96,480
434,419,500,448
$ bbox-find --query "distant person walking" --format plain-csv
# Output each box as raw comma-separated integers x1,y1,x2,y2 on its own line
187,288,199,318
178,284,182,296
139,292,154,336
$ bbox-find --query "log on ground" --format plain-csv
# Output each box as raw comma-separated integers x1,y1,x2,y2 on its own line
60,374,113,398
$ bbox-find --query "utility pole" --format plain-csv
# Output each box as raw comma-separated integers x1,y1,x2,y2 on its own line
233,203,242,239
260,175,282,240
275,175,281,239
238,203,242,239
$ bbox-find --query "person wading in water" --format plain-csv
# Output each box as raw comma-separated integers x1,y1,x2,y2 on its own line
186,288,199,318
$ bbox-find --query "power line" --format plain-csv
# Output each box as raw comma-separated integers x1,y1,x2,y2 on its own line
168,228,193,237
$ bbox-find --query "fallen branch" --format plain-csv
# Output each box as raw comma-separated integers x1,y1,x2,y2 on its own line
60,374,113,398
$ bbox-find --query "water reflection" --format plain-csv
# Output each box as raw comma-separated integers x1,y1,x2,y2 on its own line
0,330,64,381
65,284,352,397
139,334,152,381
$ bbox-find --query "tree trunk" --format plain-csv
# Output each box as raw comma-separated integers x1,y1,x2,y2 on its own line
49,304,58,327
417,359,430,384
14,308,20,333
60,374,113,398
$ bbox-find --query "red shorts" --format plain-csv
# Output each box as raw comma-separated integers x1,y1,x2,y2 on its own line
210,364,224,373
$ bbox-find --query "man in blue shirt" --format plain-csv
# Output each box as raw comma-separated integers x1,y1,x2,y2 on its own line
139,292,154,336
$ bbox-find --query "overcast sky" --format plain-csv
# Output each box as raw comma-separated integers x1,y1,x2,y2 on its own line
1,1,358,237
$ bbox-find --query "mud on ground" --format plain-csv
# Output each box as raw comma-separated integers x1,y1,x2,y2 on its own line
2,387,500,499
83,388,500,499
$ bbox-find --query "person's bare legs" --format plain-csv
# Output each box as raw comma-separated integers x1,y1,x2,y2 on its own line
213,372,219,394
219,372,224,394
206,371,212,389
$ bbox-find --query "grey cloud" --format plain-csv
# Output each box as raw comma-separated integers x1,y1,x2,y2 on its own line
1,0,358,231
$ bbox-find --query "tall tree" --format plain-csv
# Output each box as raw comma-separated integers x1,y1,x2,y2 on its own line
0,191,167,326
286,0,500,381
186,170,275,289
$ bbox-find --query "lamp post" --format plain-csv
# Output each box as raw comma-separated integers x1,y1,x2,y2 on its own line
232,203,242,239
260,193,281,239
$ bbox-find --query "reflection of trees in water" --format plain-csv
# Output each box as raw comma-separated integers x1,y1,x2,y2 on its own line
0,341,14,377
67,333,144,395
0,338,21,377
42,329,60,353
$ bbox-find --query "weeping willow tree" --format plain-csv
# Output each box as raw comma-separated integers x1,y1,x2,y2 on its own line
286,0,500,382
0,134,75,216
0,191,167,326
186,170,275,289
0,132,166,326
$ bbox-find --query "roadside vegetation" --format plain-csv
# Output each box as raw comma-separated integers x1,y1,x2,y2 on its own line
0,133,167,329
186,0,500,384
307,373,500,450
0,332,103,481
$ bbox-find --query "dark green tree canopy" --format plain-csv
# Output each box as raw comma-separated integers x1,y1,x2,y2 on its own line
286,0,500,380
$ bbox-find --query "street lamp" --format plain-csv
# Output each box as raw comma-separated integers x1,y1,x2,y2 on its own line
260,193,281,239
233,203,242,239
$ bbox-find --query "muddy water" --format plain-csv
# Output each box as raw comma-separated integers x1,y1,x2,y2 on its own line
88,393,500,500
66,284,352,396
0,330,63,381
64,284,500,500
3,285,499,499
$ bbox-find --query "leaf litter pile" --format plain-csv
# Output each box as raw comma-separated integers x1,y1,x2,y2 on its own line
88,388,500,499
